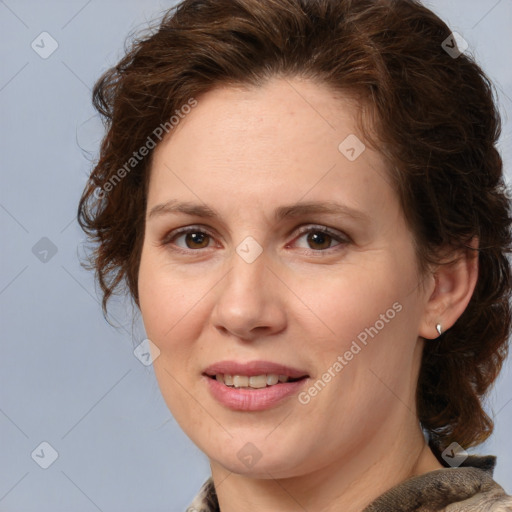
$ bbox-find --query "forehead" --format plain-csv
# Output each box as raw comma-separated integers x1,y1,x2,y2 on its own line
148,77,396,220
155,77,364,162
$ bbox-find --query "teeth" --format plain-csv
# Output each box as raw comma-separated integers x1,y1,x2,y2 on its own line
249,375,267,388
266,374,279,385
215,373,290,388
233,375,249,388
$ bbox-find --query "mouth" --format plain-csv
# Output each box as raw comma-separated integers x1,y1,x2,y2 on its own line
202,361,310,411
202,360,310,390
205,373,307,389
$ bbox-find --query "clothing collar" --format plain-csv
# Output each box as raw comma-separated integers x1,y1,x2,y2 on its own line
186,455,511,512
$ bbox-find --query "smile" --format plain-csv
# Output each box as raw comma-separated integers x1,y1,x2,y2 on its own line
211,373,303,389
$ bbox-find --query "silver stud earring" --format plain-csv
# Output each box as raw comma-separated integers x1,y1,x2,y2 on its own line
436,323,442,336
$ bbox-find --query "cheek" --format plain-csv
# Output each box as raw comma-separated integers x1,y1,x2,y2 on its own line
315,272,420,387
138,252,209,427
292,255,422,407
138,248,206,345
295,263,407,346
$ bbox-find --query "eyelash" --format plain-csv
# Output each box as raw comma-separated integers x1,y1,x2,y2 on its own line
159,224,350,256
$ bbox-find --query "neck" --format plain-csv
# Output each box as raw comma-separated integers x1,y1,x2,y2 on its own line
210,421,443,512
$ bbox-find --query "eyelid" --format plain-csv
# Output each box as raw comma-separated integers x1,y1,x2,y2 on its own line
160,223,350,253
292,224,350,243
159,225,218,248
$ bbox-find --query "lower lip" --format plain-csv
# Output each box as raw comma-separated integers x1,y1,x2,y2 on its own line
204,375,308,411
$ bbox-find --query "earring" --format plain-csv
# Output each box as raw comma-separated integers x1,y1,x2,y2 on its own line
436,323,442,336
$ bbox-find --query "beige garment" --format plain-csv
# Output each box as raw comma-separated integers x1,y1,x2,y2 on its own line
186,455,512,511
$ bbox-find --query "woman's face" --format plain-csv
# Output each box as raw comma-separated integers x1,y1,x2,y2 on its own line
138,77,433,478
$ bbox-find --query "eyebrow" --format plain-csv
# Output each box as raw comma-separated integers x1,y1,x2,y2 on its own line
148,199,370,224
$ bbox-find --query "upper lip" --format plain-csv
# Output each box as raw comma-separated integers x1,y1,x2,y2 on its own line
203,360,309,379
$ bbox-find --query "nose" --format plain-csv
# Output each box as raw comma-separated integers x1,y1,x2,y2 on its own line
210,248,287,341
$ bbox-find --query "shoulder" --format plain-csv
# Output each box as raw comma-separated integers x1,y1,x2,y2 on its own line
186,477,218,512
365,455,512,511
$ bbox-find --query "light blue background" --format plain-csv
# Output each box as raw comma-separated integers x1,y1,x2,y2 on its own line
1,1,511,510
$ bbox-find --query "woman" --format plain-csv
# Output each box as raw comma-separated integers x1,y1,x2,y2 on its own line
78,0,512,510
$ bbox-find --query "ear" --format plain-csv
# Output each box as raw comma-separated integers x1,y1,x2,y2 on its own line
418,237,479,340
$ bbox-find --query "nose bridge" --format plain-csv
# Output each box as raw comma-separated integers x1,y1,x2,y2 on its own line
223,243,270,306
212,241,286,337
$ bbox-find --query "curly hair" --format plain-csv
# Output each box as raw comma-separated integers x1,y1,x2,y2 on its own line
77,0,512,454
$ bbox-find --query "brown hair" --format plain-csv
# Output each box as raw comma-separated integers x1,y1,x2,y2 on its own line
78,0,512,453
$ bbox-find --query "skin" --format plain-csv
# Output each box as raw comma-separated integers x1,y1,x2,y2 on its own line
137,76,478,512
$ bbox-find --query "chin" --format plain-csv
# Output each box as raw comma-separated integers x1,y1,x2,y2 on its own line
203,434,310,478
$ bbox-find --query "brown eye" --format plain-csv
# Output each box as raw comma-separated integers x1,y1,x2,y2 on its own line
306,231,333,250
182,231,211,249
162,227,215,251
293,226,347,252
